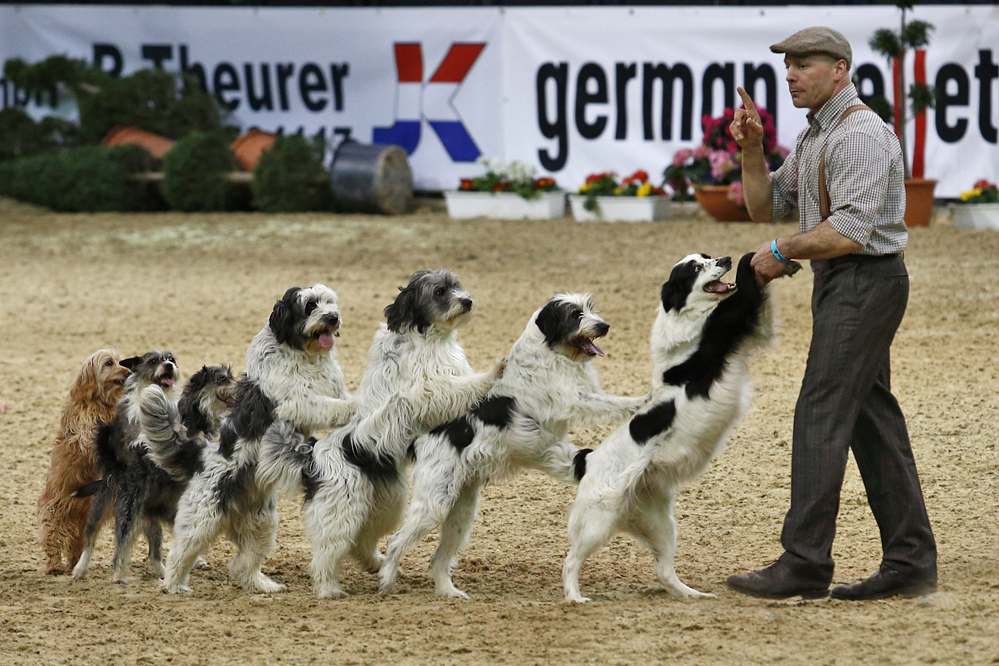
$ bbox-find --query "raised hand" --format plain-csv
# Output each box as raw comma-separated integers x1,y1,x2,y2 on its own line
730,87,764,150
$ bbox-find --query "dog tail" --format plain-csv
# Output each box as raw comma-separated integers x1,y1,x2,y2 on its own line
257,420,317,499
71,480,104,499
139,385,204,482
94,421,129,479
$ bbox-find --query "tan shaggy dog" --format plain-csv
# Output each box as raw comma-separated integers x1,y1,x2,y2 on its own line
37,349,132,574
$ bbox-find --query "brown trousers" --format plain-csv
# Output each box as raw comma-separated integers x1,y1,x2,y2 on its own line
779,254,937,582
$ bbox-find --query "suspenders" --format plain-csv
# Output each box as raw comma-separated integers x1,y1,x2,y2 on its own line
818,104,873,220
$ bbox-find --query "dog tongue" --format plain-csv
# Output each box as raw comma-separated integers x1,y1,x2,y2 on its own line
160,378,175,388
319,333,335,349
705,280,734,294
584,340,605,357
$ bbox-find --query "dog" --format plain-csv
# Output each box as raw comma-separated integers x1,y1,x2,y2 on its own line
72,364,236,583
37,349,132,575
148,284,353,594
379,293,648,598
561,252,798,603
71,350,182,581
257,269,504,599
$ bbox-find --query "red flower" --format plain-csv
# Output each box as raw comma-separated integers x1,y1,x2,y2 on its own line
460,179,474,191
622,170,649,185
974,179,993,190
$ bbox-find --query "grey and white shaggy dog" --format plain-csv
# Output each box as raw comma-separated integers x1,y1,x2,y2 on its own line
561,253,798,602
257,269,504,599
141,284,354,593
379,293,648,598
71,350,182,582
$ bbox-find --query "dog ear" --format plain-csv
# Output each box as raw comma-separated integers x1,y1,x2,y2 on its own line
661,260,701,312
120,356,143,371
269,287,302,346
534,298,574,346
384,285,429,333
660,278,689,313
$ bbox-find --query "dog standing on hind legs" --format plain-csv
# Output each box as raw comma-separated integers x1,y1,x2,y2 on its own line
258,269,504,599
146,284,353,594
379,293,648,599
562,252,799,603
71,351,182,582
37,348,132,575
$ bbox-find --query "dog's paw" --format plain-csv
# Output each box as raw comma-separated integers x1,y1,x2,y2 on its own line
161,583,192,594
193,557,211,571
315,585,348,599
492,356,508,380
564,595,593,604
780,260,803,278
436,586,470,600
249,574,286,594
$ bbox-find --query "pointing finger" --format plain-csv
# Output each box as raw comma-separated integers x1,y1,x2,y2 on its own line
736,86,759,115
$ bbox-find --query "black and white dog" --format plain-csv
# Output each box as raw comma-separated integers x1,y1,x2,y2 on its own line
562,252,798,603
71,351,182,581
144,284,353,593
258,269,504,599
379,293,648,598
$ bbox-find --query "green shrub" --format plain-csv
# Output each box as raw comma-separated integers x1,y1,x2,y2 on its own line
77,69,225,142
0,144,160,212
252,133,332,212
4,57,226,143
162,130,243,212
0,107,81,163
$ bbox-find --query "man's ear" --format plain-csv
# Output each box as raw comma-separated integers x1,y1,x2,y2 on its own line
833,59,849,80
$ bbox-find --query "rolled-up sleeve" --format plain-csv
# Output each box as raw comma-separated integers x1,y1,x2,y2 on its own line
769,149,798,221
825,130,892,246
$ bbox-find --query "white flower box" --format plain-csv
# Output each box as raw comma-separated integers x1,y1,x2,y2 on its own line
951,203,999,230
569,195,670,223
444,191,566,220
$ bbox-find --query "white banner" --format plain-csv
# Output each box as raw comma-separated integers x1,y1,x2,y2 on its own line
1,5,996,198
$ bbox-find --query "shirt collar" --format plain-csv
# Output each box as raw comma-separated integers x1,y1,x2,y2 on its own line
807,83,860,130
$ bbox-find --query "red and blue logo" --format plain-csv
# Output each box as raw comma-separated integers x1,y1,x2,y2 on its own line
373,42,485,162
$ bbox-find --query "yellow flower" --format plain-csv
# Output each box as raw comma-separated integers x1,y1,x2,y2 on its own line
637,183,652,197
613,186,622,195
579,183,591,193
960,188,982,201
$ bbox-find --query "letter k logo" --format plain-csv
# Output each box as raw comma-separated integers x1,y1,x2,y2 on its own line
373,42,485,162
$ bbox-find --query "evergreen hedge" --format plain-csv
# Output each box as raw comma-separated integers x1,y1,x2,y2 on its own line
0,107,81,163
0,144,160,212
252,133,332,212
78,69,225,143
162,130,244,212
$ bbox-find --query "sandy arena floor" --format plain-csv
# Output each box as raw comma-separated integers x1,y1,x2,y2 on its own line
1,196,997,665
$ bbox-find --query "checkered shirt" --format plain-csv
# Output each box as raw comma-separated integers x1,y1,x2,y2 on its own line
770,83,908,255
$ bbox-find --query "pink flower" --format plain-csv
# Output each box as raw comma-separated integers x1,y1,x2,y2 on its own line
672,148,692,166
693,145,712,160
728,181,746,206
709,150,735,180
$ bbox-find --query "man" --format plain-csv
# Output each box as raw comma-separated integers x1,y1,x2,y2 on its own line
725,26,937,601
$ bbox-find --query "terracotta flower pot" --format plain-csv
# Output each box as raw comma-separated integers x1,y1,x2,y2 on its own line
904,178,937,227
695,185,753,222
101,126,175,159
231,129,276,172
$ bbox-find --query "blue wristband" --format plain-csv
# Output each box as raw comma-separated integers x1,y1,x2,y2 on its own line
771,239,789,263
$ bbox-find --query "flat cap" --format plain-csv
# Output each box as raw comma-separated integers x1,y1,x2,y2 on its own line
770,26,852,69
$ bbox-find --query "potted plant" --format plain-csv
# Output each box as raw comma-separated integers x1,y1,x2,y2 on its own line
665,107,788,222
444,157,565,220
951,180,999,230
569,170,670,222
867,0,938,226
